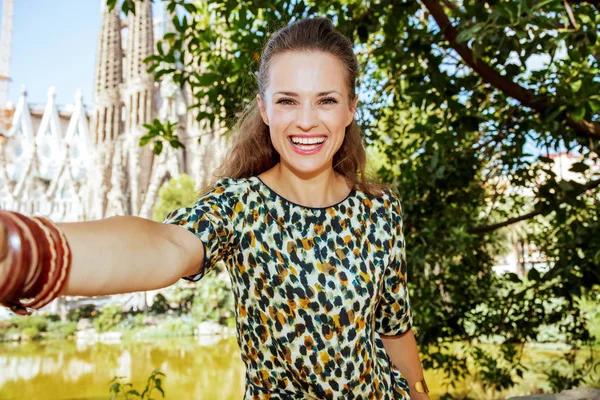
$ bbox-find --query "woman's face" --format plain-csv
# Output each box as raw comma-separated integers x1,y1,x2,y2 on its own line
258,51,358,177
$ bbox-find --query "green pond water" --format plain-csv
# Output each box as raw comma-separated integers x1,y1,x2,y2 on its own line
0,336,597,399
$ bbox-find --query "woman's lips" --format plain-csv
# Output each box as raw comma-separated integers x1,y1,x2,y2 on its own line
288,136,328,155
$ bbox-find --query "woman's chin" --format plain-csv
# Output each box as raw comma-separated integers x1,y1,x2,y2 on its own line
282,160,332,177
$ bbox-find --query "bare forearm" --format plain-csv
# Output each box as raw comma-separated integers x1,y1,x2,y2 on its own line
381,330,430,399
58,216,186,297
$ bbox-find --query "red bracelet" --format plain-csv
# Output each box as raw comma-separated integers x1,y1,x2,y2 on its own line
26,217,71,310
10,212,45,297
0,211,72,315
0,212,30,305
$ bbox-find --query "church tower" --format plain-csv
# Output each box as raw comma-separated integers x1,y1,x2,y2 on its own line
123,1,156,216
91,2,123,145
89,2,125,218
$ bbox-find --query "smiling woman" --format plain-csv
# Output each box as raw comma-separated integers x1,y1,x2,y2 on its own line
256,51,357,185
0,17,428,400
162,18,430,399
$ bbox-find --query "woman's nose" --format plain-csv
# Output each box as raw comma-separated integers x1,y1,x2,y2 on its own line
295,103,319,131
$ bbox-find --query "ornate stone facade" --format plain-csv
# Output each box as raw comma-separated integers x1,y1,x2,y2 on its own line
0,2,228,223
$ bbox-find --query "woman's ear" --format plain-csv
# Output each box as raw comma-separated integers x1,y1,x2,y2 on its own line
257,95,269,125
346,94,358,127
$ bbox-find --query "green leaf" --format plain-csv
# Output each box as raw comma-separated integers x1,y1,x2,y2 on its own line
527,268,540,281
569,162,589,173
558,180,574,191
506,273,521,283
570,80,583,93
570,106,586,122
588,100,600,113
532,0,558,11
153,141,164,155
106,0,118,11
184,3,197,14
593,250,600,265
578,14,592,25
544,105,567,122
197,72,221,86
456,24,484,44
142,123,155,132
169,139,185,149
140,133,156,147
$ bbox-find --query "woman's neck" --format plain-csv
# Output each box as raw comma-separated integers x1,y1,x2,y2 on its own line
259,163,352,208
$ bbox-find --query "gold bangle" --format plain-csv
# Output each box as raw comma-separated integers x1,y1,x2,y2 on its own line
414,378,429,394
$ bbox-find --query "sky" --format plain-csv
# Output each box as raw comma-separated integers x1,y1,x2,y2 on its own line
2,0,101,107
1,0,165,108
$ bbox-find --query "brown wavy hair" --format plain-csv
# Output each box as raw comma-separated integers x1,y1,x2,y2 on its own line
208,18,385,195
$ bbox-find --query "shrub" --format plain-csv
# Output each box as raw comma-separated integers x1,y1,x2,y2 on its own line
93,303,123,333
68,304,97,321
109,370,165,399
21,326,41,341
192,274,234,325
47,321,78,339
18,315,50,333
149,293,170,315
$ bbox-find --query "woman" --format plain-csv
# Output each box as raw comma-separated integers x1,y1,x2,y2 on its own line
0,18,429,399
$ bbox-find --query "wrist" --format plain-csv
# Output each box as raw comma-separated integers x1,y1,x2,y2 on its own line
413,377,429,395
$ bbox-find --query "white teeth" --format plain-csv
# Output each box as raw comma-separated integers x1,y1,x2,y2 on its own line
290,136,326,145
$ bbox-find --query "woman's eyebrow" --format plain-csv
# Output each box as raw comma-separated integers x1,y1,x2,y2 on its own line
273,90,342,97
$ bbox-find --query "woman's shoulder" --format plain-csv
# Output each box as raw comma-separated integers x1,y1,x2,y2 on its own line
357,185,402,219
204,176,257,202
212,176,254,191
359,185,400,205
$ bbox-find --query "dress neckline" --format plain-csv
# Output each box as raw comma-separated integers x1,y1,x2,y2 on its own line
252,176,356,211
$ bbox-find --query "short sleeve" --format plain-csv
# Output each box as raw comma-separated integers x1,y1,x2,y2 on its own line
374,192,413,337
162,178,244,282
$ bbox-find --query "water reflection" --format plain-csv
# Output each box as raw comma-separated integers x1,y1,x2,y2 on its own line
0,336,245,400
1,338,598,399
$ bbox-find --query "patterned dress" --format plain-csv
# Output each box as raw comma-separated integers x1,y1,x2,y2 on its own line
163,176,413,399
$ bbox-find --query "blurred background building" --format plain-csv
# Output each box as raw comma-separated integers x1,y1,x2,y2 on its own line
0,0,227,223
0,0,228,316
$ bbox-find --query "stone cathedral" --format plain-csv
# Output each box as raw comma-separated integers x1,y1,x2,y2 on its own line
0,2,228,223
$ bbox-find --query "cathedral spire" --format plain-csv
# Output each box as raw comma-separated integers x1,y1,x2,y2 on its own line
91,2,123,145
123,1,156,215
124,1,155,130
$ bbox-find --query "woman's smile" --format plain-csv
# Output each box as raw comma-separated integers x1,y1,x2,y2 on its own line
288,135,328,155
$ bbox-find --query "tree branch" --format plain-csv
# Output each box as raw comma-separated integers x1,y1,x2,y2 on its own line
468,177,600,234
563,0,580,30
420,0,600,140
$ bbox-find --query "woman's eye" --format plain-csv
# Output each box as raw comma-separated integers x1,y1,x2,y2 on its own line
320,97,338,105
276,98,295,105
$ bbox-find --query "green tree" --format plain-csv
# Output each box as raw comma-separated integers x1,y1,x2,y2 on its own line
151,173,198,222
94,303,124,333
111,0,600,392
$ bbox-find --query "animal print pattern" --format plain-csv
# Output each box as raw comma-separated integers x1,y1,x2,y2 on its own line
163,176,413,399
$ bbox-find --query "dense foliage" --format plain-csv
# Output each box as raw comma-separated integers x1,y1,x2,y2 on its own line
111,0,600,392
151,173,199,222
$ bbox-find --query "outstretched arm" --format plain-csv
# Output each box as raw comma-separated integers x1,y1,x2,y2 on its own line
0,215,205,299
58,216,205,296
